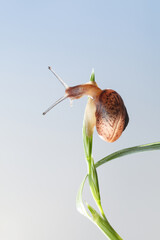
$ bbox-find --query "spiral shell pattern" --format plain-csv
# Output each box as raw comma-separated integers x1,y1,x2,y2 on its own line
95,89,129,142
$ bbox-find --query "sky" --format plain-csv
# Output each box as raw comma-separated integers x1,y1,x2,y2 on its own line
0,0,160,240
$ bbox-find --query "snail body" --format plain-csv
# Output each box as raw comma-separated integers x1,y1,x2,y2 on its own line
43,67,129,142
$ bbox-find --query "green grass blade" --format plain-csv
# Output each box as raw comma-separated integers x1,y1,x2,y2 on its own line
88,157,101,202
95,142,160,168
76,175,91,219
86,203,123,240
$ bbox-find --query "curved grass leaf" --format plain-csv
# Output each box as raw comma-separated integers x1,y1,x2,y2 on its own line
95,142,160,168
76,177,123,240
76,175,91,219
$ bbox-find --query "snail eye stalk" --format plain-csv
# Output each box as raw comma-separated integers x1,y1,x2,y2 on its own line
42,94,68,115
48,66,68,89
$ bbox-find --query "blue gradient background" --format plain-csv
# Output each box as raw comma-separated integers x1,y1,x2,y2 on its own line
0,1,160,239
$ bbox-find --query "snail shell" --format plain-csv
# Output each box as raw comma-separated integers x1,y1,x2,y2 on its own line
95,89,129,142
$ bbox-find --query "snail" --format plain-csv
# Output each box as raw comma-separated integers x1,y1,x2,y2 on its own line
43,67,129,142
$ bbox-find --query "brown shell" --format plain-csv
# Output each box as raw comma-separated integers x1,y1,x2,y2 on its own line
95,89,129,142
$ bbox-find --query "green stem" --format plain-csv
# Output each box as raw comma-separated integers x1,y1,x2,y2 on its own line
83,126,122,240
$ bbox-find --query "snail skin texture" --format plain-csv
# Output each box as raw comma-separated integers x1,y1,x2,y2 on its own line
43,67,129,143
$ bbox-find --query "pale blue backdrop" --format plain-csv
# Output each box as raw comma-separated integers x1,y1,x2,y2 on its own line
0,0,160,240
